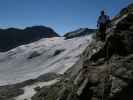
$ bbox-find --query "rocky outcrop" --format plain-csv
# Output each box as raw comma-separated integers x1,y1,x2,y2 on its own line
112,3,133,23
31,3,133,100
0,26,59,52
64,28,96,39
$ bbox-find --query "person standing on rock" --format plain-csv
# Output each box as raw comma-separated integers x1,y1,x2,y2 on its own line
97,10,111,41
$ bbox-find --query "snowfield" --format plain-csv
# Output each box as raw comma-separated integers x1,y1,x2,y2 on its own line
0,35,92,86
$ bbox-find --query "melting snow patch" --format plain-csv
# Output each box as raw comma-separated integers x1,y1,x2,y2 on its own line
14,79,59,100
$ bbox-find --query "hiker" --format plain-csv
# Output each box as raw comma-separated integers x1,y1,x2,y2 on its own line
97,10,111,41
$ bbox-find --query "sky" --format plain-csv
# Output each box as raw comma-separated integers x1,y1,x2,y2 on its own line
0,0,132,35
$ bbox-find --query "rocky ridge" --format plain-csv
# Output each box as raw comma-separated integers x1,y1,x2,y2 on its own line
0,26,59,52
64,28,96,39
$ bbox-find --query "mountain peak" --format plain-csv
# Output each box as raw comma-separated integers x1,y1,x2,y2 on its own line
0,25,59,52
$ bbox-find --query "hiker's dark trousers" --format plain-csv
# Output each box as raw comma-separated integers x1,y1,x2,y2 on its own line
99,23,107,41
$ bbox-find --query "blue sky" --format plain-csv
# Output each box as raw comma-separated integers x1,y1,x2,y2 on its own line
0,0,132,35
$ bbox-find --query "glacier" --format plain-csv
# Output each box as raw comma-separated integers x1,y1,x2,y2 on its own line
0,35,93,86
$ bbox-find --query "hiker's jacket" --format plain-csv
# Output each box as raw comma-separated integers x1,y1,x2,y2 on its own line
97,15,110,25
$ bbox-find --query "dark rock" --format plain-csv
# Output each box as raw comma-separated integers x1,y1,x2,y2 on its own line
34,86,41,92
0,86,24,100
37,73,60,81
28,51,42,59
64,28,96,39
31,86,53,100
114,13,133,31
53,49,65,56
112,3,133,22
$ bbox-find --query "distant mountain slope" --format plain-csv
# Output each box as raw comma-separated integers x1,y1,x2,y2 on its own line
64,28,96,39
0,26,59,52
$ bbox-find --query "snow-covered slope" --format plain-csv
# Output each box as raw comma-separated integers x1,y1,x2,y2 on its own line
0,35,92,86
